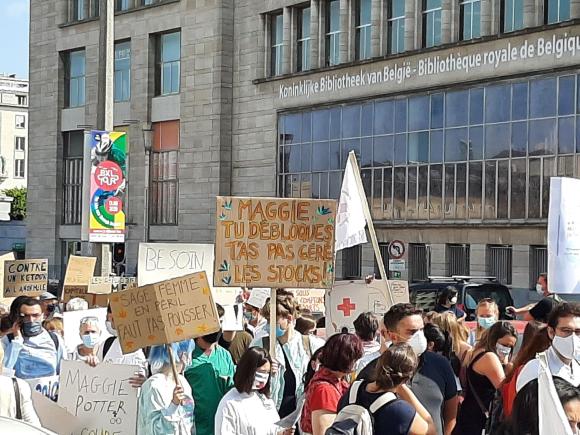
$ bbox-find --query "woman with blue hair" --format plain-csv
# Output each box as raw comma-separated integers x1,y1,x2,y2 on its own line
137,340,195,435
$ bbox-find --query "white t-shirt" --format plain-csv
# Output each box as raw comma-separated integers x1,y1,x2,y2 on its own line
0,375,41,427
96,337,147,373
516,346,580,392
215,388,280,435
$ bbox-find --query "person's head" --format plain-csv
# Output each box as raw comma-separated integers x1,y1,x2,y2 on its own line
42,318,64,337
303,346,324,388
243,302,262,324
105,304,117,336
319,333,363,375
383,303,426,357
0,303,9,316
476,320,517,362
476,298,499,331
537,272,549,296
424,323,452,358
261,289,300,338
78,316,101,349
18,298,44,337
39,292,59,317
295,314,317,336
0,314,12,337
234,347,272,396
522,320,545,348
9,295,31,324
353,312,379,342
438,286,459,307
194,329,221,350
547,303,580,362
66,297,89,312
558,378,580,434
505,326,551,384
147,340,195,375
374,343,418,390
423,311,440,325
433,311,469,356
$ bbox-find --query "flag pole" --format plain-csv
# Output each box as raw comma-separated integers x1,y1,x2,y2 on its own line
347,151,395,307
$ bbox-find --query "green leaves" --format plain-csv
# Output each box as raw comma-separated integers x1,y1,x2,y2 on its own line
316,205,332,216
218,260,230,272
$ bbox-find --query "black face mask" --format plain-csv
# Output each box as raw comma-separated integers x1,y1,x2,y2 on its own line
47,304,60,314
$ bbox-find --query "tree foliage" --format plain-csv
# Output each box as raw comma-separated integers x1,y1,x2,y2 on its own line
3,187,27,220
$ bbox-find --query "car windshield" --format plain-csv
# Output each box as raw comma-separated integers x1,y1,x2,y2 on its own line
464,284,513,314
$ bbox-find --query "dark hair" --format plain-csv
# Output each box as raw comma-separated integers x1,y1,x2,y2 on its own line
9,296,32,323
504,326,550,384
353,312,379,341
319,333,363,373
303,347,324,389
374,343,418,390
107,303,112,314
547,302,580,329
437,286,458,306
295,315,317,335
200,331,221,344
0,315,12,334
383,303,423,332
316,316,325,328
556,376,580,405
234,347,272,396
424,323,452,359
216,303,225,318
475,320,517,353
521,320,544,348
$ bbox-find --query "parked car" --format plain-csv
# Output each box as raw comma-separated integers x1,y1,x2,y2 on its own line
410,276,515,321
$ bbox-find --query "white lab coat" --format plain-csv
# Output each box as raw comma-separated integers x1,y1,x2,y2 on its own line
215,388,280,435
0,375,41,427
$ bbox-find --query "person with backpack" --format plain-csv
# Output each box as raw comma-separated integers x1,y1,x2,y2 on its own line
331,343,435,435
2,297,66,379
453,321,517,435
300,333,363,435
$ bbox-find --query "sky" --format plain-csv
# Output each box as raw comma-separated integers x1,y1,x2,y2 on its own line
0,0,29,79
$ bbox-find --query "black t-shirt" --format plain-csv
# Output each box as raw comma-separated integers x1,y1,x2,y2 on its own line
529,296,561,323
338,380,415,435
434,304,465,318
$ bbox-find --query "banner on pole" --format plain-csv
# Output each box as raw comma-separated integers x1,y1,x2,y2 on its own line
88,130,127,243
214,197,337,289
3,259,48,297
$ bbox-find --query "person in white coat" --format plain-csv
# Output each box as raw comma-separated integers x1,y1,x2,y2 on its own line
215,346,294,435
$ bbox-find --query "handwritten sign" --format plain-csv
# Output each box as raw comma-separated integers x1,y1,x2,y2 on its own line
109,271,220,354
58,361,138,435
3,259,48,297
288,288,325,313
62,286,109,308
26,375,60,402
88,276,136,294
64,256,97,287
247,288,271,309
32,391,83,435
214,197,337,288
0,251,15,300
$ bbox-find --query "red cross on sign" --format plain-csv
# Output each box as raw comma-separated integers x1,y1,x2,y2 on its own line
337,298,356,317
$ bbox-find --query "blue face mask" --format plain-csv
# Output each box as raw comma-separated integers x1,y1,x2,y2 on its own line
22,321,43,337
244,311,254,322
478,316,496,329
81,333,99,349
276,325,286,337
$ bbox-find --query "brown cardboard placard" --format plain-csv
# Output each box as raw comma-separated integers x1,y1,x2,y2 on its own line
214,196,337,289
3,259,48,297
63,256,96,287
288,288,326,313
62,285,109,308
109,271,220,354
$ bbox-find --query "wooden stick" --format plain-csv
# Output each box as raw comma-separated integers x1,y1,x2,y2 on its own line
166,343,181,386
269,288,277,359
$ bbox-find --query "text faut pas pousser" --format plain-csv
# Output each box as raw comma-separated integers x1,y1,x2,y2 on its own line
279,33,580,100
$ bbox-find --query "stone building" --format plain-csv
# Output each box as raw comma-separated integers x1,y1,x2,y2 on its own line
27,0,580,299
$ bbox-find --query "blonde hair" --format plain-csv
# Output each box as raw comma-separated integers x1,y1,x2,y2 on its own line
261,289,300,319
43,318,64,336
475,299,499,340
433,311,469,355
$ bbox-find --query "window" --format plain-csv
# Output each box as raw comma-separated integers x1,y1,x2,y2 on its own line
114,41,131,102
446,244,470,276
73,0,85,20
297,7,311,72
15,137,25,151
409,243,431,281
374,243,391,278
116,0,129,11
143,0,155,4
423,0,442,48
64,50,86,108
487,245,512,285
151,120,179,225
63,131,84,225
355,0,372,60
529,245,547,289
343,245,362,278
545,0,570,23
15,115,25,129
270,13,284,76
388,0,405,54
326,0,340,66
14,159,25,178
157,32,180,95
460,0,481,40
17,95,26,105
502,0,524,32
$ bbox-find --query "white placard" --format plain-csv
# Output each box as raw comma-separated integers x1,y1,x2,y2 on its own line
389,259,406,272
58,361,139,435
62,307,110,354
26,375,60,402
221,303,244,331
247,287,271,309
32,390,83,435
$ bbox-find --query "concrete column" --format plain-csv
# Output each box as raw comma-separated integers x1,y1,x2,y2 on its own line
441,0,452,44
260,14,269,79
339,0,350,63
405,0,417,51
370,0,382,57
310,0,321,69
282,7,292,74
480,0,493,36
450,0,460,41
571,0,580,19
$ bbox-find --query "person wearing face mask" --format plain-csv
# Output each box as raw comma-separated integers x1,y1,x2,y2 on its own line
215,347,294,435
69,317,102,364
244,301,267,337
38,292,60,319
137,340,195,435
468,298,500,346
453,321,517,435
434,287,466,321
1,297,66,379
516,302,580,393
358,303,458,435
507,273,562,323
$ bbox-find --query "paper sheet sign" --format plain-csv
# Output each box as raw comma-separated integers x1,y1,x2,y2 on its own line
214,197,337,289
64,256,96,286
3,259,48,297
0,251,15,298
247,287,271,309
288,288,325,313
110,271,220,354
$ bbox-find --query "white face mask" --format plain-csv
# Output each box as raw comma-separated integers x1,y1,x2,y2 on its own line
536,284,544,295
407,330,428,357
252,372,269,390
105,320,117,337
450,296,458,305
496,343,512,359
552,334,580,360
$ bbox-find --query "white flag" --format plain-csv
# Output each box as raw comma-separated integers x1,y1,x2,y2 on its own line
335,155,368,251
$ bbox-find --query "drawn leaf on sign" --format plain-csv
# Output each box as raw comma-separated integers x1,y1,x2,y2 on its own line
148,335,156,341
202,287,210,296
222,200,232,210
175,327,184,336
196,324,209,334
218,260,230,272
118,309,128,319
316,205,332,216
126,340,134,349
111,295,120,303
327,264,334,273
218,212,227,221
222,276,232,285
327,217,335,224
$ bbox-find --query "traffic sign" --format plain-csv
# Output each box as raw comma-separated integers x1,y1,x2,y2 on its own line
388,240,405,259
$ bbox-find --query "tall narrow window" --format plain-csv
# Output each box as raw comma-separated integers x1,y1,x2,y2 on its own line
14,159,25,178
15,115,25,129
116,0,129,11
423,0,442,48
270,13,283,76
326,0,340,66
151,121,179,225
114,41,131,102
545,0,570,23
487,244,512,285
73,0,85,20
355,0,372,60
502,0,524,31
388,0,405,54
65,50,86,108
157,32,180,95
63,131,84,225
15,137,25,152
460,0,481,40
297,7,311,72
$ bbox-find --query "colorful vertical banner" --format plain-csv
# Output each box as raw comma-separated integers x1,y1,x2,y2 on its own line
89,130,127,243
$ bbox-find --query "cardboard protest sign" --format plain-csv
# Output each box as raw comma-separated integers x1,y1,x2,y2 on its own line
58,361,138,435
214,197,337,289
26,375,60,402
88,276,136,294
247,287,271,309
110,271,220,354
64,256,96,287
62,286,109,308
63,307,110,353
3,259,48,297
0,251,15,302
32,390,83,435
288,288,325,313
